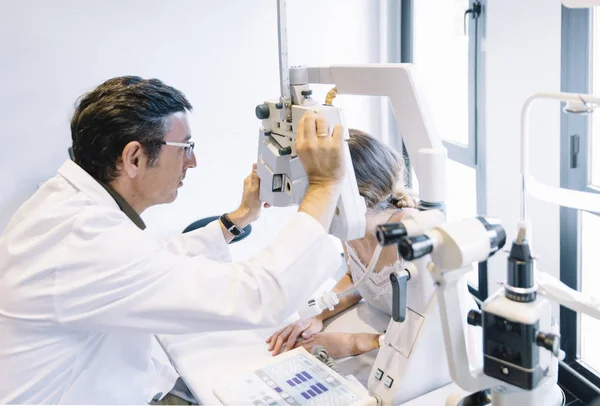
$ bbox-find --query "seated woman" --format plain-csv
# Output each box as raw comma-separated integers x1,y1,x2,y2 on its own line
266,128,420,359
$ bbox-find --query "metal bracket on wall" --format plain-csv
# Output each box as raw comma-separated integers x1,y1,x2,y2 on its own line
464,1,482,35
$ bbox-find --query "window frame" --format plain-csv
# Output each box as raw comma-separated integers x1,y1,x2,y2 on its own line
399,0,488,301
560,5,600,403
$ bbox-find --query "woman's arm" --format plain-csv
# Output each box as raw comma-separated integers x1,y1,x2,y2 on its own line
266,244,362,355
314,274,361,322
314,244,362,322
301,332,381,358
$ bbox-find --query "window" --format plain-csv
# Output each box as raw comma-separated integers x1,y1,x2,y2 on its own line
580,211,600,374
576,5,600,377
413,0,470,146
560,5,600,403
410,0,487,298
591,7,600,188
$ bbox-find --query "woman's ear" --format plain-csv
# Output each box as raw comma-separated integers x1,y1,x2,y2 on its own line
120,141,146,179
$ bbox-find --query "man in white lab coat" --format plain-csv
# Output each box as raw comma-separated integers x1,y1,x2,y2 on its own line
0,76,344,404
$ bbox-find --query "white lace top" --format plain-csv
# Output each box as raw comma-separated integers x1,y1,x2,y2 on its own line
344,234,405,317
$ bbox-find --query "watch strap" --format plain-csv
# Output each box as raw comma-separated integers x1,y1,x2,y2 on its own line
220,213,244,236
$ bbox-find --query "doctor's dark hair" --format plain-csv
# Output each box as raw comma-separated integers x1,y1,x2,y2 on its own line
70,76,192,183
347,129,417,210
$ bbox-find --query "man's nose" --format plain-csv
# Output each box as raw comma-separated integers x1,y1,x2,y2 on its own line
185,150,197,169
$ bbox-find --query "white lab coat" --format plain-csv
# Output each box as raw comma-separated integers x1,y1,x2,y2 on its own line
0,160,341,404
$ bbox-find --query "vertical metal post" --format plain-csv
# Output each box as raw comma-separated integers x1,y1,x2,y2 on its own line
277,0,291,109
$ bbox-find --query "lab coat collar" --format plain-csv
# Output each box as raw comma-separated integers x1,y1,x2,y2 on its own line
58,160,146,229
98,182,146,230
58,160,116,206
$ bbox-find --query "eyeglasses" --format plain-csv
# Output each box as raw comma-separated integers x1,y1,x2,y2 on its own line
161,141,195,159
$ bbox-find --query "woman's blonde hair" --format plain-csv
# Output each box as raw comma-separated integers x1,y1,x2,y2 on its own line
347,129,418,210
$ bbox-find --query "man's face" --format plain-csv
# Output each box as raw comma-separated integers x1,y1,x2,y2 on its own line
139,112,196,205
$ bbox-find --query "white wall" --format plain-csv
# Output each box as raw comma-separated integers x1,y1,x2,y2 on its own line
1,0,564,290
0,0,381,258
484,0,562,302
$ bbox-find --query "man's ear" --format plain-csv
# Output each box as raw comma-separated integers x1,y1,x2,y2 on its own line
120,141,147,179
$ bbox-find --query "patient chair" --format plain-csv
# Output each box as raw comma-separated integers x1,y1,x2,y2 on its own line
183,216,252,243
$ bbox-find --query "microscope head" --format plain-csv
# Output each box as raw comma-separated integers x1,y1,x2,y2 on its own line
467,224,560,392
254,80,367,241
505,225,536,302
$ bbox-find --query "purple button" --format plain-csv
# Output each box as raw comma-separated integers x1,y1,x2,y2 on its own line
316,383,328,392
301,392,310,400
311,385,322,394
274,387,282,393
286,380,294,387
296,374,307,382
293,378,301,385
307,389,316,397
302,371,312,380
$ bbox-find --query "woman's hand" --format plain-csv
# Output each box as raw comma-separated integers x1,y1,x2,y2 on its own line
266,317,324,356
300,332,380,359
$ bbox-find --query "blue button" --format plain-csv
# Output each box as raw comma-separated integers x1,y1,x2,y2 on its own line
316,383,328,392
302,371,313,380
311,385,322,394
301,392,310,400
296,374,307,382
274,387,282,393
307,389,316,397
293,378,301,385
286,380,294,387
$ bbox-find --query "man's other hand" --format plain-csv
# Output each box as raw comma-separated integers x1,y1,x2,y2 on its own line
229,164,267,228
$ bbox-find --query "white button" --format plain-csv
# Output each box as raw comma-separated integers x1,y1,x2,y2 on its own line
281,393,289,398
325,377,335,383
374,369,384,381
384,376,394,388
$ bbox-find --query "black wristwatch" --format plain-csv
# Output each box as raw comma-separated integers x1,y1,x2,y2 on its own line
220,213,245,236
